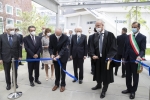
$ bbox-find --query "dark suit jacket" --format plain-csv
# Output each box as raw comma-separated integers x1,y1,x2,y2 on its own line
70,34,87,58
88,34,94,56
123,33,146,60
23,35,42,59
117,34,127,55
49,34,69,63
0,34,22,62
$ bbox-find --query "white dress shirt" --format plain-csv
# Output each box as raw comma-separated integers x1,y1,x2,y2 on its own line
99,29,105,57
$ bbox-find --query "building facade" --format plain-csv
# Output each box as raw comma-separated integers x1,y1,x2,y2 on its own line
0,0,32,34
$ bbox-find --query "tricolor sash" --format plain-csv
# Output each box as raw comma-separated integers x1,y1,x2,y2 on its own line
129,34,143,73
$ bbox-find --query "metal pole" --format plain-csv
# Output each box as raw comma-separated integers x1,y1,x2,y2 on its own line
8,58,22,99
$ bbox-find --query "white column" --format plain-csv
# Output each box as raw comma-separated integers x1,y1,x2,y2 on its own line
56,6,60,28
77,15,81,26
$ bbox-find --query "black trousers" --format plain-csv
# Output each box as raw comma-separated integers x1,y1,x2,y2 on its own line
54,61,66,87
96,57,109,92
90,57,95,73
73,57,84,80
28,61,40,82
115,54,126,75
3,61,18,85
126,62,139,93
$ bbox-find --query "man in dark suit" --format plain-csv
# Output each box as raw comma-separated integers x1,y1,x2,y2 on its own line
15,28,24,65
68,29,73,61
90,20,117,98
114,28,127,78
0,24,22,90
38,26,46,69
23,26,42,87
122,22,146,99
70,27,87,84
49,28,69,92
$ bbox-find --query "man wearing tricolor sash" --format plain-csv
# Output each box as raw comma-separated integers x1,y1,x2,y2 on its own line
122,22,146,99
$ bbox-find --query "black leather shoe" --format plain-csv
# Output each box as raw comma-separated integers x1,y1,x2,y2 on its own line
19,62,24,65
6,85,11,90
35,80,41,84
100,91,106,98
122,90,130,94
30,82,35,87
91,85,101,90
72,80,77,82
114,73,117,76
41,66,44,70
16,84,18,88
79,80,82,84
130,93,135,99
122,74,126,78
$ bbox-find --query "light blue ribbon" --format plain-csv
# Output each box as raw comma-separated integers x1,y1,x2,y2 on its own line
15,58,78,81
108,58,150,76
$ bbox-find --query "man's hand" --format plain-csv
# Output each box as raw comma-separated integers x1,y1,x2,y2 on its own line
136,56,142,64
0,60,3,64
107,58,112,62
92,56,99,60
51,55,55,59
83,56,86,59
18,58,22,60
54,55,60,61
33,54,38,58
70,56,72,60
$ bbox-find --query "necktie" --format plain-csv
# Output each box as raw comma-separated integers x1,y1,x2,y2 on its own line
57,37,60,42
99,33,103,56
9,35,13,46
32,36,36,45
133,34,135,37
77,36,80,43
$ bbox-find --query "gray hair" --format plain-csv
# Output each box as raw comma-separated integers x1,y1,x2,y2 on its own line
5,24,15,30
96,19,105,25
76,26,82,30
55,28,62,32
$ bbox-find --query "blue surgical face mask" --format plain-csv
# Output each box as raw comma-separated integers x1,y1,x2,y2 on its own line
132,28,137,33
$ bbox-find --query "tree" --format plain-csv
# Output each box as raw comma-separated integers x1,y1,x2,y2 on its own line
15,7,49,36
124,0,150,32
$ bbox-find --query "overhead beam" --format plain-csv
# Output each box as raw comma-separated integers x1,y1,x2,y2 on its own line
32,0,59,13
61,1,150,9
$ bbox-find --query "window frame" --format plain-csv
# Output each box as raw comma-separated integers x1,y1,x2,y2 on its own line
0,2,3,12
16,20,22,24
6,18,14,25
16,8,22,16
5,4,13,15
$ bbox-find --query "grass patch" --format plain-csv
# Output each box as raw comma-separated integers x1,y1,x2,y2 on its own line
0,49,26,71
146,48,150,55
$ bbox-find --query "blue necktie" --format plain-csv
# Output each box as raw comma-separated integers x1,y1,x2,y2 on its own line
77,36,80,44
9,35,13,46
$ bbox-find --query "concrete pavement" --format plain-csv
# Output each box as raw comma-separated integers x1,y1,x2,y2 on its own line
0,58,150,100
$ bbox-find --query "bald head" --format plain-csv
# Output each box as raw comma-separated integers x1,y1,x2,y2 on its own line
55,28,62,36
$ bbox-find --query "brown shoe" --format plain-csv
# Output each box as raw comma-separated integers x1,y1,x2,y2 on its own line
52,85,59,91
60,86,65,92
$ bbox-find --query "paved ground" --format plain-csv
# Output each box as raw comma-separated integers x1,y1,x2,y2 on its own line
0,57,150,100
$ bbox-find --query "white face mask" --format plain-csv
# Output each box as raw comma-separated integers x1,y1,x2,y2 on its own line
77,32,81,36
10,31,15,35
31,31,36,36
47,33,51,36
96,28,102,32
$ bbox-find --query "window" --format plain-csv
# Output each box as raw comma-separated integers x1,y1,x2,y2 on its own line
87,21,96,24
0,2,3,12
16,20,22,24
0,17,3,34
71,23,75,26
16,8,22,16
6,4,13,15
115,20,127,23
6,18,14,25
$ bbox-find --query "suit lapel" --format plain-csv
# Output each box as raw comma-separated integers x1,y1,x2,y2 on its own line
12,35,16,47
102,30,108,49
4,34,11,47
78,34,84,45
28,35,35,46
74,35,77,44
